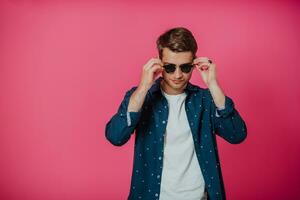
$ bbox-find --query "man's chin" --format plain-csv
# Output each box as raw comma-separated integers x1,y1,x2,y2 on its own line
162,78,187,90
170,81,187,89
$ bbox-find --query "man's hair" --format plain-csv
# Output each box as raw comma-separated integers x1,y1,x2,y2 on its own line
156,27,198,60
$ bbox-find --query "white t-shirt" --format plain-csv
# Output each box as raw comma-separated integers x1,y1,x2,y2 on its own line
159,87,207,200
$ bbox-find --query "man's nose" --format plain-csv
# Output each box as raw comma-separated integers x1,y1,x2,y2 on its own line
174,67,183,78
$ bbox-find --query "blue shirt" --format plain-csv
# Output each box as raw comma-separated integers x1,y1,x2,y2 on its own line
105,77,247,200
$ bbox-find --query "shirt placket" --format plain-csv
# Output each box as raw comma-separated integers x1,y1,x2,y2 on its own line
154,95,169,199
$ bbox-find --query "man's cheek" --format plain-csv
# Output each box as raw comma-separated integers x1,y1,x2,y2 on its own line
162,72,169,78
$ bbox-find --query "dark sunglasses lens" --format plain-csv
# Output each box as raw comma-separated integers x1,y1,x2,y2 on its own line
163,64,176,73
180,64,193,73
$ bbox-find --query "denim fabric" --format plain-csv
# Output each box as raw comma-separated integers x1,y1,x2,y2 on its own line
105,77,247,200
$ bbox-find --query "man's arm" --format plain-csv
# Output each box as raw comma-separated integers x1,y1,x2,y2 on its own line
105,57,164,146
105,86,146,146
207,81,247,144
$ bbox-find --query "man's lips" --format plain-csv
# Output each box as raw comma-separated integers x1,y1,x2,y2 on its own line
172,80,183,84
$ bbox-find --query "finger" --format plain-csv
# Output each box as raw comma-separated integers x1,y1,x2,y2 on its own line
198,62,210,68
193,57,212,65
150,64,164,73
145,58,163,70
144,59,156,69
203,63,216,72
193,57,208,62
154,67,163,79
196,63,210,71
194,64,207,71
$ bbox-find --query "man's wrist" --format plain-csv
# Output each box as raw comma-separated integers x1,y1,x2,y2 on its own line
208,80,218,89
207,80,226,108
137,83,150,93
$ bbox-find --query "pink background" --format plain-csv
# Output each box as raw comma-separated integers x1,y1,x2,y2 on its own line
1,0,300,199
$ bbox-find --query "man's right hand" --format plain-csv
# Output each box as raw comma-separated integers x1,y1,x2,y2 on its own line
127,57,164,113
138,57,164,91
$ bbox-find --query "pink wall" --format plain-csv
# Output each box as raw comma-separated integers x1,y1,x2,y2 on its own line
1,0,300,199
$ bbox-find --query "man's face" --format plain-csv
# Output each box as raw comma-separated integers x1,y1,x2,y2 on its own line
161,47,195,94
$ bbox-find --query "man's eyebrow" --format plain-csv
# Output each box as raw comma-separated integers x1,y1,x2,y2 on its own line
163,62,193,65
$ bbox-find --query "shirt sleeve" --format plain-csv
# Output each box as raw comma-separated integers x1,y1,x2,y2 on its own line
206,89,247,144
105,86,143,146
126,110,142,127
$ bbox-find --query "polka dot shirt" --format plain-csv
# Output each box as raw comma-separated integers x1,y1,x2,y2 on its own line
105,77,247,200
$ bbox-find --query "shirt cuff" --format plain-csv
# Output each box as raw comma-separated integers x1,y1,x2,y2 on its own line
126,111,142,127
215,105,226,117
214,96,234,118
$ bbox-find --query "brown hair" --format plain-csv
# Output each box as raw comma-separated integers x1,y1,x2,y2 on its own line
156,27,198,60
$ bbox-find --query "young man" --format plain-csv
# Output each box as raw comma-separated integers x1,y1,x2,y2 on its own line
105,27,247,200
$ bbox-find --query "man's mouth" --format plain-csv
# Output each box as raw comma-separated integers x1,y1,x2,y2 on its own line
172,79,183,84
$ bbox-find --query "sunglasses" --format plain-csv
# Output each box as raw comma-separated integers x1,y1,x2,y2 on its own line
162,62,195,73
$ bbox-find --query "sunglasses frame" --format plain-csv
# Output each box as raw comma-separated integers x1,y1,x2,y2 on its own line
162,62,197,74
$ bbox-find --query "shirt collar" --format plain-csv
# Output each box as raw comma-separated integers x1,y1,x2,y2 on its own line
148,76,198,96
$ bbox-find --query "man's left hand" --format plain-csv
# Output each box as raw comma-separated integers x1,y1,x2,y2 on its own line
193,57,217,87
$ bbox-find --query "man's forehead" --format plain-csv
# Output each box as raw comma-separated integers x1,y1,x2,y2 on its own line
162,49,193,64
162,61,193,65
162,57,193,64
